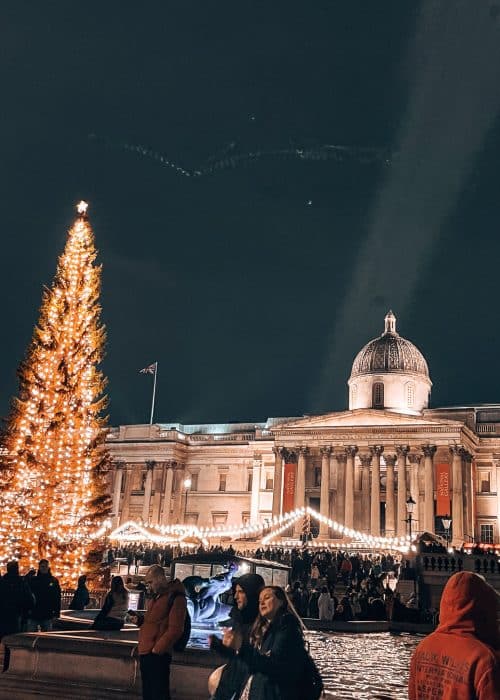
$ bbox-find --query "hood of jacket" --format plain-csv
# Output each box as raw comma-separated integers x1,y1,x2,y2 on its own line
437,571,499,649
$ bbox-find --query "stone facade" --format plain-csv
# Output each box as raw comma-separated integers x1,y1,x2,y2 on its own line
106,314,500,546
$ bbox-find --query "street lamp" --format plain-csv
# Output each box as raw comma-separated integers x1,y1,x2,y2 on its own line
405,495,416,541
441,514,452,549
183,477,192,523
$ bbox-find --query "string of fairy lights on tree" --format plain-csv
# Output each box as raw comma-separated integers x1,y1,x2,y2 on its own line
0,202,111,584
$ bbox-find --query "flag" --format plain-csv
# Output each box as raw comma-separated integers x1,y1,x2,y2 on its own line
139,362,157,374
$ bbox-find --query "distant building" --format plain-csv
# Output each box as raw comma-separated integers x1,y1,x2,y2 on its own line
107,312,500,545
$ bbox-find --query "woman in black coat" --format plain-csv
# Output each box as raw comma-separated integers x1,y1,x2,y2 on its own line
221,585,309,700
68,575,90,611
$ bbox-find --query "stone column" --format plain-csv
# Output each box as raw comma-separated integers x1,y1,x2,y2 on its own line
370,446,384,536
463,452,474,542
141,460,155,524
294,447,308,535
319,447,331,537
172,463,186,524
335,451,347,528
359,453,372,534
250,455,262,524
344,446,358,530
272,447,283,517
396,445,410,536
384,454,397,537
408,453,422,535
160,460,175,525
450,445,464,544
422,445,437,533
120,464,134,524
112,462,124,527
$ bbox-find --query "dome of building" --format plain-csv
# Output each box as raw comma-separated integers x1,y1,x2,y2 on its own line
351,310,429,379
348,311,432,415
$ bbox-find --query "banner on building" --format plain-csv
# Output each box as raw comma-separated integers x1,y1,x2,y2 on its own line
436,462,451,516
282,462,297,513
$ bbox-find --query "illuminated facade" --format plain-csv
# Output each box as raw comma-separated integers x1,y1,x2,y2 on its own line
107,313,500,545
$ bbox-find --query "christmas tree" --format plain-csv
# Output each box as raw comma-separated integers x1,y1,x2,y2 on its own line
0,202,111,585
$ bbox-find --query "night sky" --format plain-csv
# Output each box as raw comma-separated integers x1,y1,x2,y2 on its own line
2,2,500,428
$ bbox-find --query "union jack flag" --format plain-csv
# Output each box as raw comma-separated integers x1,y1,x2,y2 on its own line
139,362,157,374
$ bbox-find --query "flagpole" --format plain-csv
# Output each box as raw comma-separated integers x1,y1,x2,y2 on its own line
150,362,158,425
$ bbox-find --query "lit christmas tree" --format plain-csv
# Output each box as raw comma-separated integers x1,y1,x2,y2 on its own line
0,201,111,584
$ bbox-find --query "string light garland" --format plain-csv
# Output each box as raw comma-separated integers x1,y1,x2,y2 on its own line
0,202,111,584
101,507,411,552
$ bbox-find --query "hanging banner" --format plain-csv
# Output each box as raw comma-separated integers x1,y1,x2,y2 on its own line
436,462,451,516
282,462,297,513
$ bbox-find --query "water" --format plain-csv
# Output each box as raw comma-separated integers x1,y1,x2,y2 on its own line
309,631,420,699
189,626,421,699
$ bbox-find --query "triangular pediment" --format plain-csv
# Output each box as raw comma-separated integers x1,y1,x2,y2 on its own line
271,409,464,430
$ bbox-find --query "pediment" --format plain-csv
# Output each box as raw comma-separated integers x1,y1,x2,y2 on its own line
271,409,464,430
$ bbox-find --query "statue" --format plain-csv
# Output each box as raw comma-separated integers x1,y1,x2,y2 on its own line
182,562,238,625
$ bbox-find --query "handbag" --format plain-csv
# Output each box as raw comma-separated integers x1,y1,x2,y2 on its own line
208,664,226,697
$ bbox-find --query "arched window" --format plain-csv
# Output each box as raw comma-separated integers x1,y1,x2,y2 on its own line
372,382,384,408
406,382,415,408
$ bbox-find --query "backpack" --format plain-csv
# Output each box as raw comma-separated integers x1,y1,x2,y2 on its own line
299,645,324,700
167,591,191,652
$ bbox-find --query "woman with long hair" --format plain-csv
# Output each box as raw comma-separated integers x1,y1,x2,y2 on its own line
91,575,129,631
221,585,323,700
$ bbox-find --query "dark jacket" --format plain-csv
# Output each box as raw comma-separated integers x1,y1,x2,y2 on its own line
27,572,61,620
409,571,500,699
0,573,35,638
69,582,90,611
238,613,307,700
212,573,264,700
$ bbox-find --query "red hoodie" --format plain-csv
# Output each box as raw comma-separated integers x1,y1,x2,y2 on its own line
408,571,500,699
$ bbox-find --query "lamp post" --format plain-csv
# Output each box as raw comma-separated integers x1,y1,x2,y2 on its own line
405,495,416,541
183,477,192,524
441,514,452,549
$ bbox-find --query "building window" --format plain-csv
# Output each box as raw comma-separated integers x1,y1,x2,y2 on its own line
212,512,228,527
479,471,491,493
247,472,253,492
241,512,251,526
190,473,199,491
314,466,321,487
406,382,415,408
219,473,227,492
480,524,494,544
265,473,274,490
372,382,384,408
185,513,199,525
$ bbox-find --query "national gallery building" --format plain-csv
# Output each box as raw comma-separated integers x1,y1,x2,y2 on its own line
106,312,500,545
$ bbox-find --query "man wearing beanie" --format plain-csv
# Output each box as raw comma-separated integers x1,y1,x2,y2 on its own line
408,571,500,699
210,572,264,700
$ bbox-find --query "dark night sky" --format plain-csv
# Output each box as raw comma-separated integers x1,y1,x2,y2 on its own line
2,1,500,427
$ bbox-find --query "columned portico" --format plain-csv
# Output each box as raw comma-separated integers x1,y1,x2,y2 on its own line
319,446,331,537
396,445,409,536
142,460,155,523
450,445,464,544
160,460,175,525
250,455,262,524
272,447,283,517
422,444,437,532
384,454,396,537
344,446,358,530
335,451,347,527
359,453,372,533
111,461,124,526
294,447,308,535
370,445,383,536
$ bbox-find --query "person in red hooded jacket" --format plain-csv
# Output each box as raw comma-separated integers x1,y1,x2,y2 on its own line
408,571,500,699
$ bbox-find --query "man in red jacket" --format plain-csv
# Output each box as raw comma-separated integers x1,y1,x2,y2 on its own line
408,571,500,699
130,565,187,700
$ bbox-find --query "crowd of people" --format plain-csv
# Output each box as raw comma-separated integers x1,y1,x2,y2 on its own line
1,548,499,699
